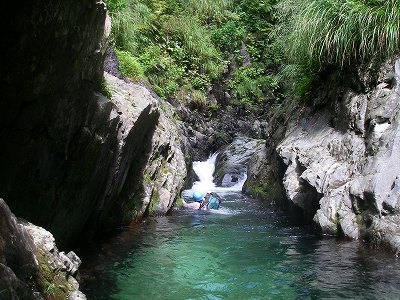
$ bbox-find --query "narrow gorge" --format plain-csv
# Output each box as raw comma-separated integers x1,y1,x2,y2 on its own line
1,0,400,299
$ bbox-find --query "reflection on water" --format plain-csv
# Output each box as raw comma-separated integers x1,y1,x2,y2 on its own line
81,192,400,300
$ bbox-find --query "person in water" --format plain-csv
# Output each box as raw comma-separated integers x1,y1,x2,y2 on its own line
182,192,222,210
199,192,221,210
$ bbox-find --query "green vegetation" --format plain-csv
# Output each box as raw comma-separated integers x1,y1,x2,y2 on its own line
277,0,400,97
148,187,159,213
98,77,113,99
283,0,400,68
104,0,399,107
104,0,279,108
115,49,144,79
34,250,73,300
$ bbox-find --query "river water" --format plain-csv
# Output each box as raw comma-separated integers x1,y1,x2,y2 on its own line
81,156,400,299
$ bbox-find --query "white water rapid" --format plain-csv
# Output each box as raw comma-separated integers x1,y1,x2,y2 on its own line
182,153,247,199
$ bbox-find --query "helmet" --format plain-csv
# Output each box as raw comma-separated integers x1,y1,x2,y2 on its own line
192,191,204,202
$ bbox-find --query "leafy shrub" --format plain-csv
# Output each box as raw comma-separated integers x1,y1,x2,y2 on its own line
115,50,144,79
228,66,278,107
186,0,233,23
211,19,245,52
105,0,281,108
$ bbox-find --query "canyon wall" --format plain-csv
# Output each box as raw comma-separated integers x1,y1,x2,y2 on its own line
1,0,186,249
246,58,400,253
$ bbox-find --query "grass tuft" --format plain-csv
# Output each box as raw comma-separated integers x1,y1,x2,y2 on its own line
281,0,400,69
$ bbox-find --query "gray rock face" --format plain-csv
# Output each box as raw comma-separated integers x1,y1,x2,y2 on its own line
139,102,187,217
242,142,286,203
275,58,400,251
23,220,85,299
101,74,187,223
213,137,265,187
0,199,86,299
0,199,38,300
1,0,110,248
0,1,186,248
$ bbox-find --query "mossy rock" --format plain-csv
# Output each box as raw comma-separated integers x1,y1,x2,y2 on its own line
35,250,73,300
244,177,285,204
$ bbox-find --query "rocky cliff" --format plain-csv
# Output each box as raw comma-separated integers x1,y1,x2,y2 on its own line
1,0,187,249
0,199,84,299
246,58,400,253
0,0,187,296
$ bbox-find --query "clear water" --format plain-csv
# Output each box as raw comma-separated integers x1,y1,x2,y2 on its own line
81,191,400,300
81,155,400,299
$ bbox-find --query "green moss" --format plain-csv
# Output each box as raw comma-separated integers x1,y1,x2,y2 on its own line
143,173,152,183
256,140,264,146
175,197,184,208
35,250,73,300
148,187,159,213
98,77,113,99
246,177,285,203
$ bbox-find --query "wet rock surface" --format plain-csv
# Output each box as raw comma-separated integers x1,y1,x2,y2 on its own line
274,58,400,252
213,137,265,187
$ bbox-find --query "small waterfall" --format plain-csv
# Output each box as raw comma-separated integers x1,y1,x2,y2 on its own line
191,153,218,191
182,153,247,199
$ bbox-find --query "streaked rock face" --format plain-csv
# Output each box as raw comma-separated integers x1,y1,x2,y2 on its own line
0,0,187,248
100,73,187,224
276,59,400,252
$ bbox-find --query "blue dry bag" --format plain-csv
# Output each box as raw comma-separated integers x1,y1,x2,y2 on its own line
207,195,220,209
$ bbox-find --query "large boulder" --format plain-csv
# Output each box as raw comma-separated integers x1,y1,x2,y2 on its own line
0,199,86,299
100,74,187,224
213,137,265,187
242,142,286,204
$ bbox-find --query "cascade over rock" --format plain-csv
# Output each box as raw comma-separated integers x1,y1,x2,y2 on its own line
247,58,400,252
213,137,265,187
